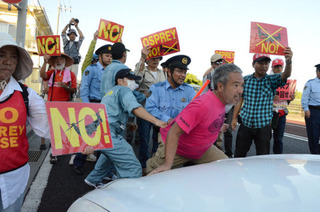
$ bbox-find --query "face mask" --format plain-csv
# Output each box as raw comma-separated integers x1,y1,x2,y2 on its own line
127,79,138,91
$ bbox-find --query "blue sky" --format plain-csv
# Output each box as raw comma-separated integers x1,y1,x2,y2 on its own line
37,0,320,92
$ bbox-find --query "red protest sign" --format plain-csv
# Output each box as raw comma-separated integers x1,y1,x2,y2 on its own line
250,22,288,56
98,19,124,43
215,50,235,64
36,35,61,56
141,27,180,59
276,79,297,100
46,102,113,156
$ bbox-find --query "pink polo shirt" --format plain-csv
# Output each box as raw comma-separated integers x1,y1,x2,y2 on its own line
160,91,225,159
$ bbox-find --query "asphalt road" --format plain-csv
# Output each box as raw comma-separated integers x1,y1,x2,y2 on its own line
22,122,310,212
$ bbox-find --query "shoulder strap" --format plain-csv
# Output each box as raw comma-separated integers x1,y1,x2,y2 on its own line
18,82,29,116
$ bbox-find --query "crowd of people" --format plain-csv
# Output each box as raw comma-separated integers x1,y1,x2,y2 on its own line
1,16,320,211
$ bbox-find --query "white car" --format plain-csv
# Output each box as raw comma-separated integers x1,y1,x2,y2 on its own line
68,154,320,212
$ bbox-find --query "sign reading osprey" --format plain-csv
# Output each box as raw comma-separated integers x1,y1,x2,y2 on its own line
141,27,180,59
215,50,235,64
250,22,288,56
46,102,113,156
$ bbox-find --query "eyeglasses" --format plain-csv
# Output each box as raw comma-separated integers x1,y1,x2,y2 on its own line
215,61,224,65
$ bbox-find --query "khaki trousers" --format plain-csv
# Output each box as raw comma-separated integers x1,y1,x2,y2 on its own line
146,133,228,174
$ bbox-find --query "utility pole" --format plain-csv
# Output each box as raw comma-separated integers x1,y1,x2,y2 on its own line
56,0,71,34
16,0,28,47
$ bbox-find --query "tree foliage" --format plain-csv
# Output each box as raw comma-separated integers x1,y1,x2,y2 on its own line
185,73,202,86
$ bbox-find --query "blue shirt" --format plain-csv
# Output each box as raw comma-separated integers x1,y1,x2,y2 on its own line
145,80,195,122
240,73,285,128
80,62,104,102
100,60,128,97
101,85,141,135
301,77,320,111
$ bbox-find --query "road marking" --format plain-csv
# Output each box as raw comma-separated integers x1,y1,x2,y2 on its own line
22,151,52,212
286,123,306,128
284,133,308,142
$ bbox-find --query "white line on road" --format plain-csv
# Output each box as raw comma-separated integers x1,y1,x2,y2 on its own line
284,133,308,142
286,123,306,128
22,151,52,212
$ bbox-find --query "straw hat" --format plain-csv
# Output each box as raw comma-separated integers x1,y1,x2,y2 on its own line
48,53,74,67
0,32,33,81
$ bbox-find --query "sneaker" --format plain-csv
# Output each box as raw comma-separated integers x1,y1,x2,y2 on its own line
73,166,84,175
103,174,118,181
40,144,47,150
69,154,76,166
50,154,57,164
84,179,108,189
86,154,97,162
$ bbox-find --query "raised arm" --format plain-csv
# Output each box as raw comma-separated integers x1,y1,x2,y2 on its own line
280,47,293,82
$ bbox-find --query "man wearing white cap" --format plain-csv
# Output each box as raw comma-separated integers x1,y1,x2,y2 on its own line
0,32,50,211
202,53,225,93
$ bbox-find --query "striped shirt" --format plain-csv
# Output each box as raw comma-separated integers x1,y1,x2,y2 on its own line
240,73,285,128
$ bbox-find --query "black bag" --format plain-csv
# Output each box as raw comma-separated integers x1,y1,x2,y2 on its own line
271,111,279,130
72,55,81,64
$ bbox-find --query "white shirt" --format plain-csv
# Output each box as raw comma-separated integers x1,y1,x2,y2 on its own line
0,76,50,209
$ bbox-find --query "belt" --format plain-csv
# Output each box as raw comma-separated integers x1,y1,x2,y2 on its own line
309,105,320,110
89,99,101,103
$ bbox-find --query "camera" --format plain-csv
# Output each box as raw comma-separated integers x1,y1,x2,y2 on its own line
70,18,79,26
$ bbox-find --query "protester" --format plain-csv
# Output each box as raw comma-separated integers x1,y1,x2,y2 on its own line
143,55,194,174
71,44,113,174
301,64,320,154
202,53,225,93
270,58,295,154
80,30,99,75
85,69,167,188
40,53,77,163
147,64,244,175
0,32,50,211
232,48,293,157
134,46,167,170
61,18,84,79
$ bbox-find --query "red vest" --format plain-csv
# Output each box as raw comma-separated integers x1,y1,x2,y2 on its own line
0,91,29,173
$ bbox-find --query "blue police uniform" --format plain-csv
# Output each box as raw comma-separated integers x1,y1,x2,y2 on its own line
80,62,104,102
100,60,128,97
146,80,195,122
301,77,320,154
86,85,142,184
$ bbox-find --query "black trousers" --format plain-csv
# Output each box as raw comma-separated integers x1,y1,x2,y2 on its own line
234,124,272,157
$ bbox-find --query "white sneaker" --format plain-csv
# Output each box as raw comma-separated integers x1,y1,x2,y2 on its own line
84,179,108,189
86,154,97,162
103,174,118,181
69,154,76,166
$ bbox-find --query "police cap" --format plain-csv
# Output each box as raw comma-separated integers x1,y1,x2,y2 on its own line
315,64,320,70
95,44,112,55
166,55,191,70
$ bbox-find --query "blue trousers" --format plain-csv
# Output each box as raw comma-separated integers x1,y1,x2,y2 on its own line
305,107,320,154
86,133,142,184
272,115,286,154
138,118,158,168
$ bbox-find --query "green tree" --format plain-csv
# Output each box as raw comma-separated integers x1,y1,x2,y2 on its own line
185,73,202,86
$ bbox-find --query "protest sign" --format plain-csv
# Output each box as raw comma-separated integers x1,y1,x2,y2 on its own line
46,102,113,156
141,27,180,59
98,19,124,43
215,50,235,63
250,22,288,56
276,79,297,100
36,35,61,56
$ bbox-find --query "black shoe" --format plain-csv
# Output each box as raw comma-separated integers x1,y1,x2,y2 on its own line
40,144,47,150
73,166,84,175
50,154,57,164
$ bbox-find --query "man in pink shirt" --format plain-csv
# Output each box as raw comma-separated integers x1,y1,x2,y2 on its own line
147,64,244,175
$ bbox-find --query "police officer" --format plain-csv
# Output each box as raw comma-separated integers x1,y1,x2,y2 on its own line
72,44,113,174
80,44,112,103
85,69,167,188
143,55,195,173
301,64,320,154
